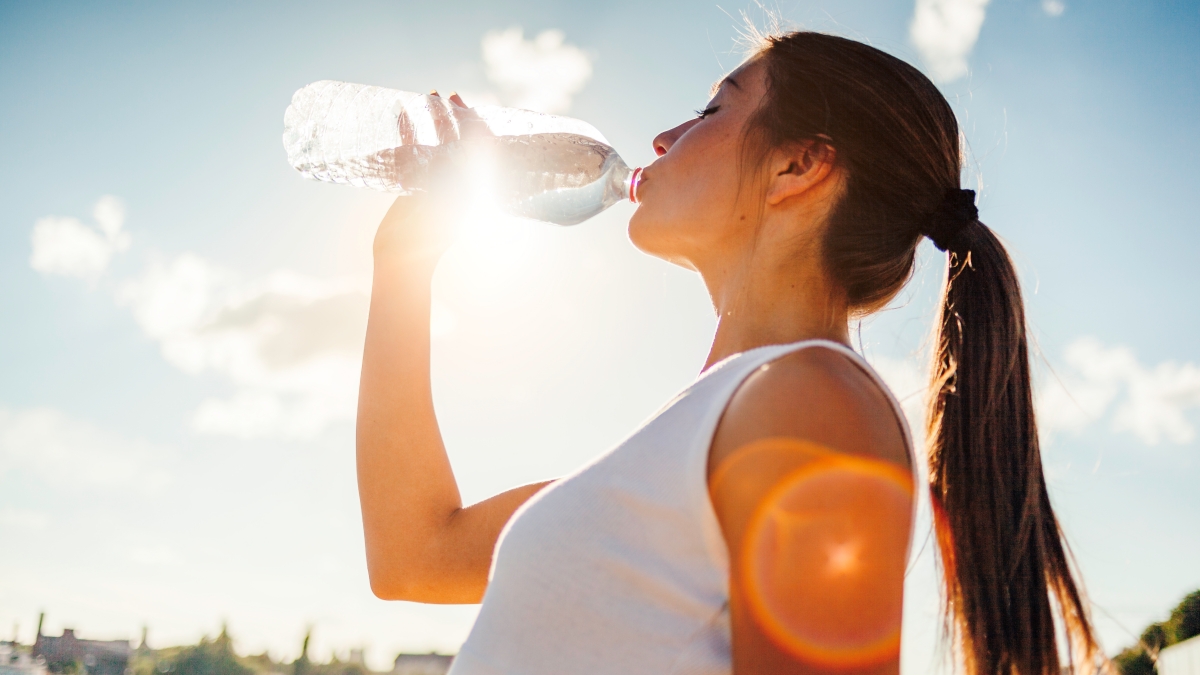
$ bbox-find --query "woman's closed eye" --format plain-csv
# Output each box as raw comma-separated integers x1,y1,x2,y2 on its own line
694,105,720,120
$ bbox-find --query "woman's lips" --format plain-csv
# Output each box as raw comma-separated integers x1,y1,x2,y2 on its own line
634,169,648,202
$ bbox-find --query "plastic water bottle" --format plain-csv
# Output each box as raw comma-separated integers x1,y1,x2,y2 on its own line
282,80,642,226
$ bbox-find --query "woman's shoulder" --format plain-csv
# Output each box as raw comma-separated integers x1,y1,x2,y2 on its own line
709,343,911,475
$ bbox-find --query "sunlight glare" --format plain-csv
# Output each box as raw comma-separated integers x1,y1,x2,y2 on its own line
443,143,545,292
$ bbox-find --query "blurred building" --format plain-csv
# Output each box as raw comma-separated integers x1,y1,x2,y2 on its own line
32,619,130,675
391,653,451,675
1160,634,1200,675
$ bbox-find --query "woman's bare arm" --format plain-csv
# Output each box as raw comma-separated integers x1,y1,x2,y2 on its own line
709,347,913,674
357,191,551,604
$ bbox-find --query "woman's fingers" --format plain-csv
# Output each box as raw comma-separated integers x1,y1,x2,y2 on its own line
429,88,485,143
426,90,459,145
431,89,468,108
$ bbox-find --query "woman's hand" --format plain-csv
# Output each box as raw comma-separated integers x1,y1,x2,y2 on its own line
372,91,471,269
372,188,461,268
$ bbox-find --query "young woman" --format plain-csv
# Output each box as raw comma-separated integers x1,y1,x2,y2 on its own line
356,31,1102,675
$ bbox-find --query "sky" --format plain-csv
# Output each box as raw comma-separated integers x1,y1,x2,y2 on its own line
1,0,1198,672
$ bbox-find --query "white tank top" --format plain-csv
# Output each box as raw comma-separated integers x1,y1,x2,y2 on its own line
448,339,916,675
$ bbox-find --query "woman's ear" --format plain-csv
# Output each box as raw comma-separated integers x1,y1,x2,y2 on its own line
764,139,838,207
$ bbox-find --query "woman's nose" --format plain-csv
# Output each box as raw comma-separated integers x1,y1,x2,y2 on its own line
652,130,672,157
652,120,694,157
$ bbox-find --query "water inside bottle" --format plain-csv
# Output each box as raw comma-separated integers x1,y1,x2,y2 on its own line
346,133,632,226
490,134,633,226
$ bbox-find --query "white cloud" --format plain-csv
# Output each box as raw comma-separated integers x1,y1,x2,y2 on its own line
29,195,379,441
0,407,171,492
870,337,1200,448
481,27,593,113
1039,338,1200,445
93,194,127,240
29,195,131,280
909,0,990,82
116,255,369,440
1042,0,1066,17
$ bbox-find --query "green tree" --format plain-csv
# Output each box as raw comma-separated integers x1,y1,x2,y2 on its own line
239,652,280,675
1166,590,1200,644
160,627,252,675
293,629,311,675
1113,647,1156,675
45,659,84,675
1142,622,1170,654
307,656,367,675
1114,589,1200,674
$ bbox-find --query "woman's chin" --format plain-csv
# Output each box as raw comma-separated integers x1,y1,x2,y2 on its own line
627,210,665,257
627,212,696,269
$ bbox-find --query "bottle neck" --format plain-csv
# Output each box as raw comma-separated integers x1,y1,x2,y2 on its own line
624,166,643,203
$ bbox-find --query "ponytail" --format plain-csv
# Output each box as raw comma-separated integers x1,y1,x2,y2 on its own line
746,29,1104,673
927,222,1101,675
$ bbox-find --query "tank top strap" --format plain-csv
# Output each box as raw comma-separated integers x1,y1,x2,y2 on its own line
704,338,916,463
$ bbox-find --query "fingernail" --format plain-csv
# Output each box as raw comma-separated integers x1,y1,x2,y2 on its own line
430,89,439,96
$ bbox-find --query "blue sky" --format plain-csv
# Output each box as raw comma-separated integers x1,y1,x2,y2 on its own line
1,0,1197,672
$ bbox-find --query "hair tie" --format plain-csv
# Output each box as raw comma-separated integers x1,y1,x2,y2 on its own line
924,189,978,251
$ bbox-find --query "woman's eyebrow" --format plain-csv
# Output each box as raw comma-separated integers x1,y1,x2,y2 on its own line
709,75,741,96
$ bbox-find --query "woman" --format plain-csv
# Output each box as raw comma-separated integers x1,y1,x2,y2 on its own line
356,31,1102,675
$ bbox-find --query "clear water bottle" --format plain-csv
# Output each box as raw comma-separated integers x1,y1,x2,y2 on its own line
282,80,642,226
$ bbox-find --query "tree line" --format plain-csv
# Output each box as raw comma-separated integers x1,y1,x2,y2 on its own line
1113,589,1200,674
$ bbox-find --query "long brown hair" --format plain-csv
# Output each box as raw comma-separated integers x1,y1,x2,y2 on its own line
747,31,1101,674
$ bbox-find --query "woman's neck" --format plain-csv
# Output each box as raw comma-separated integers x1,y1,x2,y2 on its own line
700,246,851,371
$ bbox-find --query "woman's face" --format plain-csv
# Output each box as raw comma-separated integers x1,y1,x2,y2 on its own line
629,57,769,269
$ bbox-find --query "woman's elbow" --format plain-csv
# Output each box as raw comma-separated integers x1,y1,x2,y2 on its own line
365,555,425,600
367,566,464,603
363,550,442,601
368,569,409,600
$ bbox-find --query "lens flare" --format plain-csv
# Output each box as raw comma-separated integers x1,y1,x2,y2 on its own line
739,452,913,669
438,142,545,290
458,142,501,223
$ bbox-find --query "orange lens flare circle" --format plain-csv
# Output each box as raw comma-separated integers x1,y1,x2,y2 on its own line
741,455,913,669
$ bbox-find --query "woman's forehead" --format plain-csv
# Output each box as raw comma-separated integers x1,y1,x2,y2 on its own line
710,57,763,97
